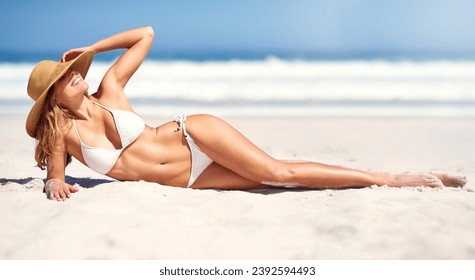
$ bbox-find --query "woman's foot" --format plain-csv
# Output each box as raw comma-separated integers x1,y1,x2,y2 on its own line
375,172,444,188
375,172,467,188
430,173,467,188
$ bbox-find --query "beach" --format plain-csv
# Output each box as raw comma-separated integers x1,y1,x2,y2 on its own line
1,114,474,259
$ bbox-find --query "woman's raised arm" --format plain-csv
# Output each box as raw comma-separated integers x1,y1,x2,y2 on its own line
62,26,154,97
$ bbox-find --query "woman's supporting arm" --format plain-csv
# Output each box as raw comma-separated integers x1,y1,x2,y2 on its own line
45,139,78,201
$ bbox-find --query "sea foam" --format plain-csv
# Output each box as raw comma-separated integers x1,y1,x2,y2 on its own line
1,57,474,117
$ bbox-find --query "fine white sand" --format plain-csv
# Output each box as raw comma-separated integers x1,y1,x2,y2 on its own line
1,115,474,259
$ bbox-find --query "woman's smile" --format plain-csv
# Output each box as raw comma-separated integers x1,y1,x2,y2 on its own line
71,75,82,86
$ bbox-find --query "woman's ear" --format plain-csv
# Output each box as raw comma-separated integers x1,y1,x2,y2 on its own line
52,86,59,104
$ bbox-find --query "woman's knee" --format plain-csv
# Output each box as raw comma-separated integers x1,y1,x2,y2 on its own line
260,162,295,185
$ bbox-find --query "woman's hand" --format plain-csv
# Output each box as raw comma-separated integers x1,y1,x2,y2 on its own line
60,46,94,62
45,178,79,201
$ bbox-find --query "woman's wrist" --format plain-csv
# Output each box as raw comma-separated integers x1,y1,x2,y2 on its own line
87,44,99,55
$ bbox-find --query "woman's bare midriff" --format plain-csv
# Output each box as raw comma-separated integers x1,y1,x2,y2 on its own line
105,121,192,187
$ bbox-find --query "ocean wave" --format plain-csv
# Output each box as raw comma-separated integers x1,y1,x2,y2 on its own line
1,58,475,116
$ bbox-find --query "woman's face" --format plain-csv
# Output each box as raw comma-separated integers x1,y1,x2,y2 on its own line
53,69,89,104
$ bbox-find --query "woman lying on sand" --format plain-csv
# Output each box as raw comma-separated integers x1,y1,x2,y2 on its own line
26,27,467,201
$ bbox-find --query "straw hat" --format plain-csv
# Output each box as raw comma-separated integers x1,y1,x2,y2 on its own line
26,51,94,138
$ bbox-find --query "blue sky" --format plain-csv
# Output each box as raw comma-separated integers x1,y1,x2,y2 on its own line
1,0,475,56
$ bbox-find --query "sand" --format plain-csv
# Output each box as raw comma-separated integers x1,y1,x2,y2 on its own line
1,115,474,259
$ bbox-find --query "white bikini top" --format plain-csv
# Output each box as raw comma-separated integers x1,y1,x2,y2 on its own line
72,101,145,174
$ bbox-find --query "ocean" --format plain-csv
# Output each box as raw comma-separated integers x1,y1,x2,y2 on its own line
1,51,475,118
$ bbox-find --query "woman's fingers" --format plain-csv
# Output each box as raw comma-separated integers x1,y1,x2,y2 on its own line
60,50,75,62
51,191,60,201
47,191,55,201
60,47,93,63
46,182,79,201
52,191,60,201
61,51,74,63
60,50,72,62
51,191,66,201
59,190,67,200
61,47,89,63
64,185,72,198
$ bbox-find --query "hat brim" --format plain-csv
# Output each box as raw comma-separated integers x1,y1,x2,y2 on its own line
26,51,94,138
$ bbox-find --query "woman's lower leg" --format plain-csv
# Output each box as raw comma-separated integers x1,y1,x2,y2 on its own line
265,161,445,189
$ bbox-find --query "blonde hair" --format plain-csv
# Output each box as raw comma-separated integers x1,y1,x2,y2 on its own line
34,87,73,170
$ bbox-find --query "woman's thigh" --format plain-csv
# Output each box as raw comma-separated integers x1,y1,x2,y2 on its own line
190,162,263,190
185,114,282,182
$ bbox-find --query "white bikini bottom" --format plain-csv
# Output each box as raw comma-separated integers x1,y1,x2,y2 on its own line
174,115,213,187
